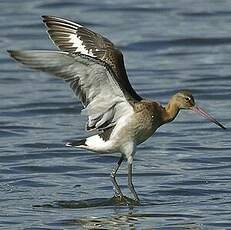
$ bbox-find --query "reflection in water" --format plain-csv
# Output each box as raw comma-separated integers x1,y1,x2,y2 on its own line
53,208,202,229
61,218,201,229
59,214,138,229
34,197,203,229
34,197,138,229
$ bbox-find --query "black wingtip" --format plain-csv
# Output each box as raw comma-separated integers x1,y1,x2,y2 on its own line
7,50,22,61
41,15,56,23
42,15,50,23
41,15,50,20
7,50,17,58
42,15,60,20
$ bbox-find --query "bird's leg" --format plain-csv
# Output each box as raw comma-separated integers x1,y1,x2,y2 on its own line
110,155,124,199
128,162,140,202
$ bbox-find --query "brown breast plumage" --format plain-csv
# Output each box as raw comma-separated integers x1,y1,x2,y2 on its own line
132,100,163,144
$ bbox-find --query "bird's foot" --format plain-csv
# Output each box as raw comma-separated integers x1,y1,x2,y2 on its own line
132,195,140,205
111,194,140,206
112,194,127,204
133,197,140,206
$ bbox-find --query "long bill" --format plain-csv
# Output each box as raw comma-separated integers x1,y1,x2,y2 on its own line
191,106,226,130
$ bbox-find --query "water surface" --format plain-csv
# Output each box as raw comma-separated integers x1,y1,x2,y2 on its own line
0,0,231,229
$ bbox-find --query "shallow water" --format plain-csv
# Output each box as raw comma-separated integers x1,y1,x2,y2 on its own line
1,0,231,229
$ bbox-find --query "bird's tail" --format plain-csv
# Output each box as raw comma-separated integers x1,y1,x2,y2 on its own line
65,138,86,147
65,134,112,153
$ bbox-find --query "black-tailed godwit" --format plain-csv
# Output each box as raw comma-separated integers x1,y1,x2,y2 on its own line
8,16,226,203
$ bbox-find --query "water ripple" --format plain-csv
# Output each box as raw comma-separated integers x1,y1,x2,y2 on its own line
125,37,231,51
1,1,231,229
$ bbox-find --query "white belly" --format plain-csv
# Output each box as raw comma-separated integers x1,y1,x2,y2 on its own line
83,113,136,153
80,112,159,159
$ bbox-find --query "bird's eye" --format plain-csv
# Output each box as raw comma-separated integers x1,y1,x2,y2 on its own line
185,97,191,101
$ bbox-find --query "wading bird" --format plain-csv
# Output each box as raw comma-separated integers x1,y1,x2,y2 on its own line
8,16,226,203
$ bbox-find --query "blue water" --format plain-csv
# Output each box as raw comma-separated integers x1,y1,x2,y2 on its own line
1,0,231,229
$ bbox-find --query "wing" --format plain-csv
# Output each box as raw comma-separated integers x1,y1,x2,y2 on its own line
8,50,134,132
42,15,142,101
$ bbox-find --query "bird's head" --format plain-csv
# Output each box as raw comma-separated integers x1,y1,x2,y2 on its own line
174,90,195,109
173,90,226,129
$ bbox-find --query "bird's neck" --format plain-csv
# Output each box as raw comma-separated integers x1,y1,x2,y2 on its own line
162,100,180,124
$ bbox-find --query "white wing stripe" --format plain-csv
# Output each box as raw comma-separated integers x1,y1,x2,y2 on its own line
44,16,96,57
68,34,96,57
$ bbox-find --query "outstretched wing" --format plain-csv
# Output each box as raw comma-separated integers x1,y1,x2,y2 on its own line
42,15,142,101
8,50,134,132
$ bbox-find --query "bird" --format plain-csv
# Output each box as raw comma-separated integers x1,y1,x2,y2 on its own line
8,15,226,203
